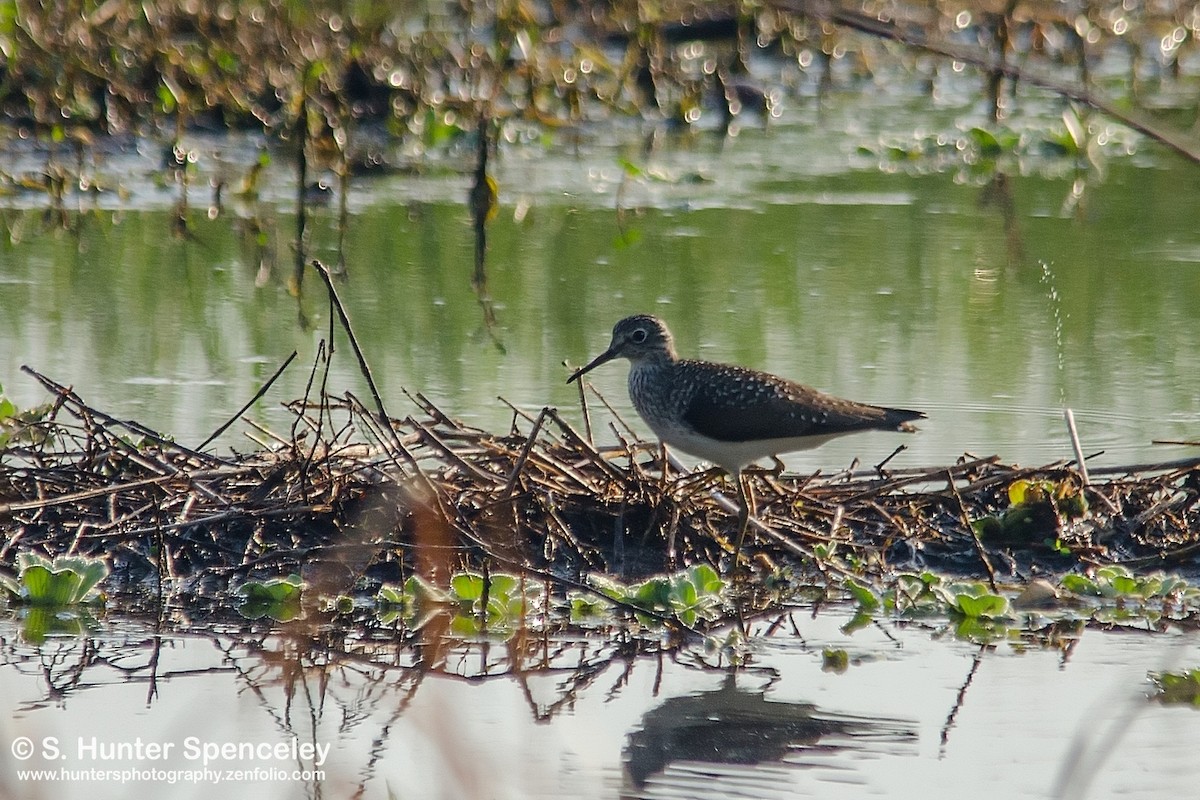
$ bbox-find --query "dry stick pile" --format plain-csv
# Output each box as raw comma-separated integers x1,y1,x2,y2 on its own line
3,360,1200,597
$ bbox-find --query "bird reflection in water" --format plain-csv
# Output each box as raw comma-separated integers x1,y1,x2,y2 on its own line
623,672,915,792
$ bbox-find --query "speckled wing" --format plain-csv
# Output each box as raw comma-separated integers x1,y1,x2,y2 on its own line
677,361,923,443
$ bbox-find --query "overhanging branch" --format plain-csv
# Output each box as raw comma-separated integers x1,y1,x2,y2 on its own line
771,0,1200,164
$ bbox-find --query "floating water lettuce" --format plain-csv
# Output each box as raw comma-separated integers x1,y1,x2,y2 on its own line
450,571,540,624
822,648,850,673
237,574,304,621
973,477,1088,547
376,573,450,623
843,577,881,612
588,564,726,627
0,552,108,606
1149,669,1200,706
0,382,54,451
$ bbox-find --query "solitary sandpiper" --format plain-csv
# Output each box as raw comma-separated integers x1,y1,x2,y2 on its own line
567,314,925,558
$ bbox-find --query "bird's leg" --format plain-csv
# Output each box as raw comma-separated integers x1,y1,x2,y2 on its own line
732,470,755,564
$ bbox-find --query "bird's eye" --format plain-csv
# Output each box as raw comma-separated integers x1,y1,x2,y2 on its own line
631,328,648,343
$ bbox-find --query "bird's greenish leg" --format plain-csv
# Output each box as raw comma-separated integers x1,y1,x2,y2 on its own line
733,471,754,567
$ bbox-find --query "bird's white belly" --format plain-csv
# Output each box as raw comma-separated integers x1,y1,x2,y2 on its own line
645,418,846,475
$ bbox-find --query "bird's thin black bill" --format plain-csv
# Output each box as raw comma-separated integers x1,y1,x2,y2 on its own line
566,348,618,383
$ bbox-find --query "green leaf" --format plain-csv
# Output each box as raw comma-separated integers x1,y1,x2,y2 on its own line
972,515,1003,540
239,575,303,603
57,557,107,602
570,594,604,619
1059,492,1088,518
17,552,51,572
156,84,177,113
952,615,1009,643
590,575,627,602
822,648,850,673
1150,669,1200,705
48,571,83,606
1007,479,1055,507
673,577,698,608
449,612,482,636
953,592,1008,619
897,572,938,596
1110,575,1140,597
633,578,672,611
840,611,874,634
689,564,723,595
504,595,528,617
1158,576,1189,596
451,572,485,602
486,594,509,619
377,586,405,606
11,552,108,606
1061,574,1099,596
843,578,880,612
1096,565,1130,582
488,573,519,599
968,126,1002,157
21,566,53,603
238,587,302,621
617,157,643,178
403,574,449,604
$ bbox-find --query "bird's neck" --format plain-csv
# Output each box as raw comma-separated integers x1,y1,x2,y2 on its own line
627,355,677,419
628,351,676,375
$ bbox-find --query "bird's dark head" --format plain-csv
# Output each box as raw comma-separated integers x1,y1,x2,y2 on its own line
567,314,678,383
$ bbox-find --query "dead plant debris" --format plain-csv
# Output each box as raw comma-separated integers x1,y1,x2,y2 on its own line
2,365,1200,600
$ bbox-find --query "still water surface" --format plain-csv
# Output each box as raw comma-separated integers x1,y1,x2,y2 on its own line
2,89,1199,473
1,609,1196,799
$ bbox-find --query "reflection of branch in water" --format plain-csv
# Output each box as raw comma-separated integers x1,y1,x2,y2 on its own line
761,611,805,639
510,633,615,721
978,171,1025,267
3,630,212,715
0,617,913,799
292,102,310,298
1057,629,1080,668
468,116,505,352
939,645,985,757
0,610,700,738
1051,625,1197,800
871,618,903,647
350,666,428,800
145,634,162,706
1052,685,1147,800
334,110,351,277
613,127,664,246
